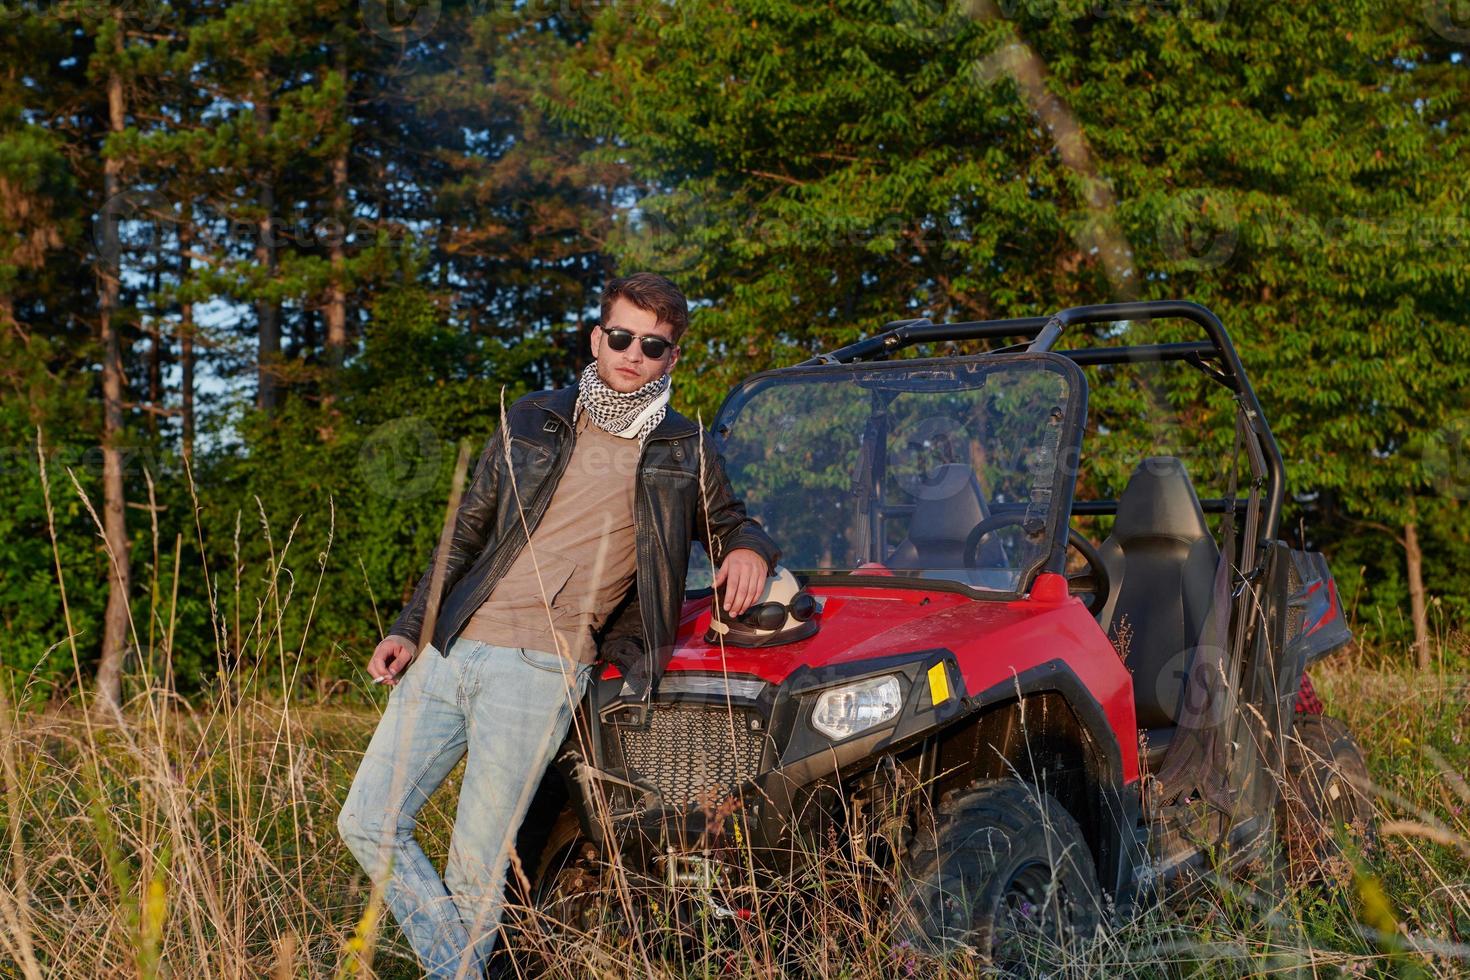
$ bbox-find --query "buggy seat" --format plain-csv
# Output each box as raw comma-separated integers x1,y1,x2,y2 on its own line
886,463,989,570
1097,457,1220,731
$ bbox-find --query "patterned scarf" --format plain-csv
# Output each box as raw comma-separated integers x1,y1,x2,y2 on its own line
574,362,671,447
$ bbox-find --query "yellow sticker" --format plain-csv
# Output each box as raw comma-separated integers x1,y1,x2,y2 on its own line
927,662,950,705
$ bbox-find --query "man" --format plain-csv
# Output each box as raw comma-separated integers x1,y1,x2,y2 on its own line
337,273,779,978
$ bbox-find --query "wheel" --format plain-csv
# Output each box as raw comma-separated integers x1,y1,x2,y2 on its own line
488,813,613,978
902,780,1102,969
530,811,608,936
1276,714,1377,882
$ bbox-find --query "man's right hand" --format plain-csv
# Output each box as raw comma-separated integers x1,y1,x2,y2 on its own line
368,634,417,687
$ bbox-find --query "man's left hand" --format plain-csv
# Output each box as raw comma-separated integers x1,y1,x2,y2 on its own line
714,548,768,616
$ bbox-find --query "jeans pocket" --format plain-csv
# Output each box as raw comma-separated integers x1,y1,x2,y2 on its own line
517,645,573,673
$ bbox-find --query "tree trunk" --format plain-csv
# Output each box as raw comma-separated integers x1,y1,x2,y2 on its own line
179,221,195,461
1404,517,1430,669
95,23,132,714
324,146,348,376
146,305,161,438
324,54,349,391
253,71,280,413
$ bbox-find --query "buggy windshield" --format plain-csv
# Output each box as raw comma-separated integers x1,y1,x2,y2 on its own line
710,354,1083,595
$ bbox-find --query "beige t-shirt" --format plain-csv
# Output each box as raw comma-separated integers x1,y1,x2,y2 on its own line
460,411,640,664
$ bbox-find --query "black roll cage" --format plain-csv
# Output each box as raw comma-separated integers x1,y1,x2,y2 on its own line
798,300,1285,550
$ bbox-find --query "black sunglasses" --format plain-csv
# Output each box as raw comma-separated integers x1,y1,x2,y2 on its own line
735,592,817,631
602,327,676,360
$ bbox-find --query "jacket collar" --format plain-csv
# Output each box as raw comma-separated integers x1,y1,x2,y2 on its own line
541,384,579,424
541,380,699,442
646,408,699,442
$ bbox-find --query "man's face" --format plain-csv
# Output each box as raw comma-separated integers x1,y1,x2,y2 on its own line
590,296,680,393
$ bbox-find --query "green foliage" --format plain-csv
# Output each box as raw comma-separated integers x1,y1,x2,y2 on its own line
1,0,1466,697
0,0,618,699
555,0,1470,648
0,335,106,706
180,284,535,696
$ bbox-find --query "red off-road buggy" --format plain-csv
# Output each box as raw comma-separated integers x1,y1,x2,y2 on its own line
515,301,1372,966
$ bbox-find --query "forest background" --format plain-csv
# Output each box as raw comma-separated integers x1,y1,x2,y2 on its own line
2,0,1467,712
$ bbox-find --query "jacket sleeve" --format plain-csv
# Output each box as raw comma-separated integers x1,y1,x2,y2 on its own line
598,589,648,688
387,425,505,648
694,430,781,574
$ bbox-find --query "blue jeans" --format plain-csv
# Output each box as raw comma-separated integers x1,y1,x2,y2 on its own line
337,639,594,979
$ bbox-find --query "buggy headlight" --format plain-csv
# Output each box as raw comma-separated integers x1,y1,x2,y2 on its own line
810,675,902,740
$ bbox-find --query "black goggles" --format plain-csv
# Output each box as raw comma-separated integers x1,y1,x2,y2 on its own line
735,592,817,631
603,327,676,360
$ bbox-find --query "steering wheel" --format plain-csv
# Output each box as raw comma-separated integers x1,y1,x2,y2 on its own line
961,512,1111,617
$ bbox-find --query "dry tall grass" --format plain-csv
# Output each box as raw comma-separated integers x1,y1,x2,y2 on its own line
3,440,1468,978
4,650,1468,978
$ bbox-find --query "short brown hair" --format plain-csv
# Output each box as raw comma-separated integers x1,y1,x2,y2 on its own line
599,273,690,343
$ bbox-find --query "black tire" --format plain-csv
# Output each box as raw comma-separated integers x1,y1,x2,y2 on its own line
529,811,606,935
1276,714,1377,882
902,780,1102,969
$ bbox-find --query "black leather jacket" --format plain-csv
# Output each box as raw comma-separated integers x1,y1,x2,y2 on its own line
387,384,779,693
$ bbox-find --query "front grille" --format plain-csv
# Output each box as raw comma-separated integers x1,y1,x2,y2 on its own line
615,704,768,809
